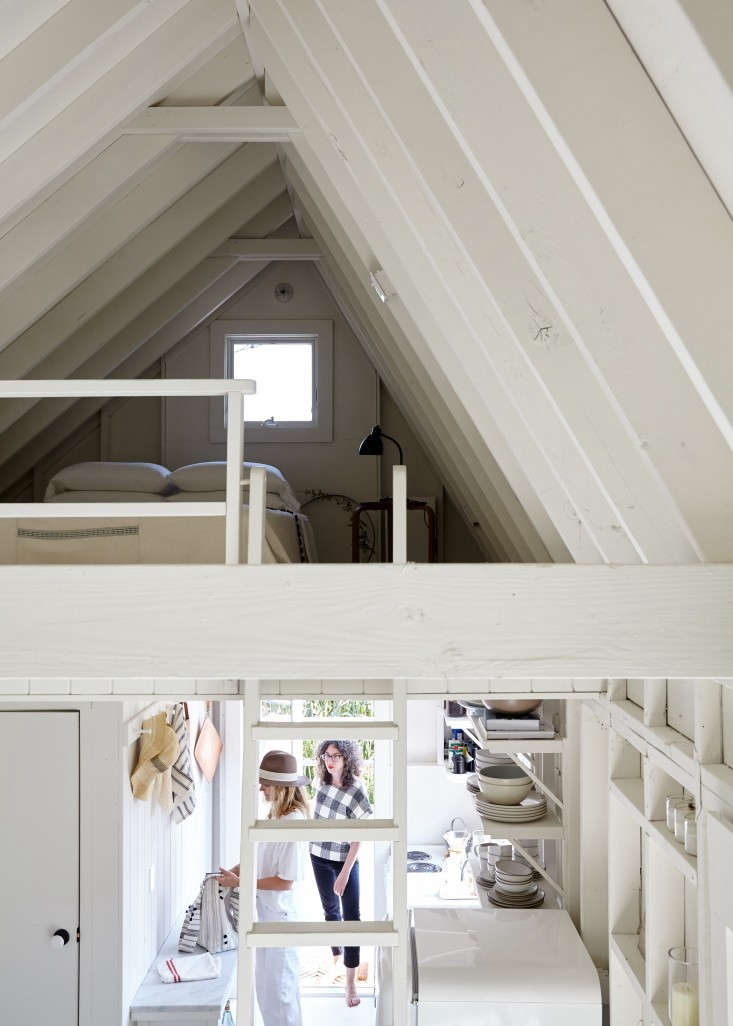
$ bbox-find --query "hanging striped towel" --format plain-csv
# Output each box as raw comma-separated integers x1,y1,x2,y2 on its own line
171,702,196,823
157,951,220,983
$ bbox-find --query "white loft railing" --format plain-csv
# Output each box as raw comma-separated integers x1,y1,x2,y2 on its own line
0,381,412,572
0,379,260,565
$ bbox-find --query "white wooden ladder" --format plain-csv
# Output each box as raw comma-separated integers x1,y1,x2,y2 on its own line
236,466,410,1025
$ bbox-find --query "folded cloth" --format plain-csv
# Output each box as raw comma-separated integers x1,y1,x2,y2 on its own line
157,951,220,984
171,702,196,823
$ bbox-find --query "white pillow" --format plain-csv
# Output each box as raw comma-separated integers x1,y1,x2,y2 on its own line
45,461,171,497
164,490,292,511
168,461,300,512
45,491,165,503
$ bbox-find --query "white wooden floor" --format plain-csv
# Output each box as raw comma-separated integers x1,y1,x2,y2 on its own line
250,992,376,1024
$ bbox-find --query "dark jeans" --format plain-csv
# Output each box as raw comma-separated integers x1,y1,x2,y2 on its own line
310,853,361,969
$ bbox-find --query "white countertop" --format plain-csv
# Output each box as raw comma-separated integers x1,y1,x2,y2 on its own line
406,844,481,909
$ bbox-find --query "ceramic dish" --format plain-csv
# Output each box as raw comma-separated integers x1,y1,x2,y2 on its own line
477,765,533,805
481,699,542,715
488,886,545,909
494,858,533,878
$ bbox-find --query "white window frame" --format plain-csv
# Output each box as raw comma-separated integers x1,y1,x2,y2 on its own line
209,319,333,444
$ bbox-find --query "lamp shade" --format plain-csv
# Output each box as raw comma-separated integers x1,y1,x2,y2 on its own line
358,425,384,456
357,424,404,464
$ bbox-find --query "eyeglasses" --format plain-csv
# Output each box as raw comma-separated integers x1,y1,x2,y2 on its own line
321,752,343,762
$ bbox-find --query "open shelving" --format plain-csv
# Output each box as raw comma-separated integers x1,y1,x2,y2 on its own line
606,680,717,1025
443,702,569,909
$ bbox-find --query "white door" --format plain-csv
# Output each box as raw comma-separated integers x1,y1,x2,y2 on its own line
0,711,79,1024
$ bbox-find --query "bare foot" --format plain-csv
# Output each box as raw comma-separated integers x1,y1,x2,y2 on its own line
345,967,361,1008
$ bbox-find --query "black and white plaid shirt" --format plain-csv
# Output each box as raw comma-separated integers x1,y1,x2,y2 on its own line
309,781,373,862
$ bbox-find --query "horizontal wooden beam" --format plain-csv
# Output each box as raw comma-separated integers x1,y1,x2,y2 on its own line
251,719,397,738
247,921,398,948
0,503,226,519
248,818,399,841
212,237,320,260
123,105,299,141
0,379,255,398
1,565,732,679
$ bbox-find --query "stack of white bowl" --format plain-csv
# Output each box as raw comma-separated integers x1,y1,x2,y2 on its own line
475,840,512,884
512,840,544,876
474,763,547,823
474,749,516,771
489,858,545,908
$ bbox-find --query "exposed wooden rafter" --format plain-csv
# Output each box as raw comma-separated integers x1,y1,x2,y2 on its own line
122,104,298,141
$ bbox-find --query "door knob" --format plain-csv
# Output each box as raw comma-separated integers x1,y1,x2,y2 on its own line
51,928,70,948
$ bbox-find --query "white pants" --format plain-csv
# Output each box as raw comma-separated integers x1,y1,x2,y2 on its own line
255,895,302,1026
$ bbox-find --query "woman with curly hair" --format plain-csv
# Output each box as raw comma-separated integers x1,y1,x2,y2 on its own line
310,738,372,1008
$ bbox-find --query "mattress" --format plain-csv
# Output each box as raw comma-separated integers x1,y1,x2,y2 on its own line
0,506,316,565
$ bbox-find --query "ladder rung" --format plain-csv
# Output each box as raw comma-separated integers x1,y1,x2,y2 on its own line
251,720,398,740
248,818,399,841
247,921,399,948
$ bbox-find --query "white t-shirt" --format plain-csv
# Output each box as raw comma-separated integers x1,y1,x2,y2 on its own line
256,809,304,916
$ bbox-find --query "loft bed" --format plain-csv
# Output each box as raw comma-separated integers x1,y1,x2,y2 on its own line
0,459,317,565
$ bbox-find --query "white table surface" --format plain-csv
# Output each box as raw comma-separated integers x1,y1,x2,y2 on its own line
129,919,237,1023
406,844,481,909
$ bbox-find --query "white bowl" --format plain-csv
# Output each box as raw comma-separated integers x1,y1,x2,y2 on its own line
477,779,533,804
477,765,533,804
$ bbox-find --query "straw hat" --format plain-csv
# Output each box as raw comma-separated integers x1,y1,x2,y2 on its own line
259,750,308,787
131,712,180,801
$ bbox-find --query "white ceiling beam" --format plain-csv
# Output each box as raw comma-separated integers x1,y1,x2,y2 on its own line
0,145,280,394
0,142,244,355
0,0,239,232
372,0,707,563
0,50,260,295
212,237,320,260
305,216,507,561
606,0,733,218
122,104,298,141
0,0,69,63
1,564,731,679
296,0,675,567
0,187,291,490
248,6,603,563
479,1,733,478
0,0,186,162
284,154,549,561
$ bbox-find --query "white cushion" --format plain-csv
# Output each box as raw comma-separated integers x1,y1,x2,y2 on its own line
45,461,171,497
45,490,165,503
168,461,300,512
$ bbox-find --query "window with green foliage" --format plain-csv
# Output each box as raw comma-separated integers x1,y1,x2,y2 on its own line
260,698,376,805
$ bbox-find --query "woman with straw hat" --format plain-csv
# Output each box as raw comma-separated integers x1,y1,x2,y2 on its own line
218,751,309,1026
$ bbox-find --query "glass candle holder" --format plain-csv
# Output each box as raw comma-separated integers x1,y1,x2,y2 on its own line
674,801,695,843
666,794,686,832
668,947,699,1025
684,814,698,856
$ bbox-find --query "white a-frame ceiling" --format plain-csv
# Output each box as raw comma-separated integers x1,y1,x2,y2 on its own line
0,0,731,567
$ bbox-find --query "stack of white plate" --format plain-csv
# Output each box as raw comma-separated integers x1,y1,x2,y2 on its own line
465,773,480,795
473,791,547,823
475,840,512,883
488,858,545,909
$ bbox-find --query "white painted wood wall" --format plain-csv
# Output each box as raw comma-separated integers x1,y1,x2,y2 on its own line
121,700,214,1023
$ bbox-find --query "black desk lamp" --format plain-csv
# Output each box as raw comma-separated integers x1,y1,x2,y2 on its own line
357,424,404,464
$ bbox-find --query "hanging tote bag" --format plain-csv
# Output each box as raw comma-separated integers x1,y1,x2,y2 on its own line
179,874,239,954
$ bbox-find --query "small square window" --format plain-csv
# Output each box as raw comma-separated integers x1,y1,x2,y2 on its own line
229,337,315,424
209,319,333,443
